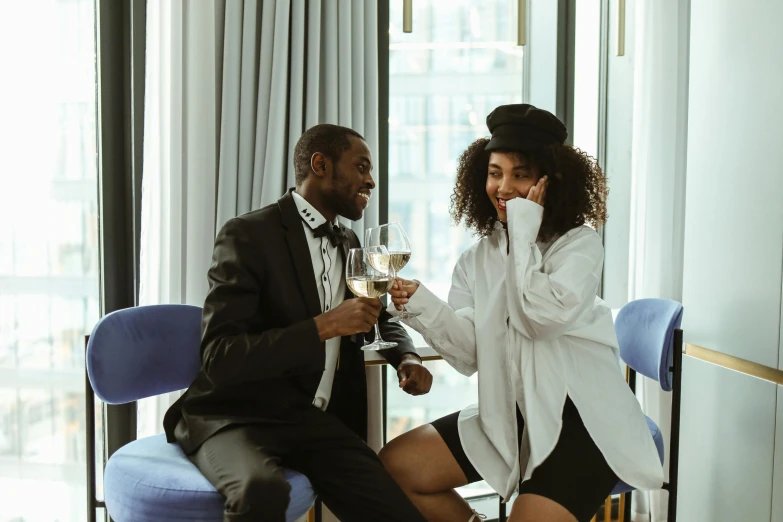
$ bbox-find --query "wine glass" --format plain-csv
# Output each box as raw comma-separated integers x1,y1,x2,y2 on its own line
345,245,398,350
364,222,421,322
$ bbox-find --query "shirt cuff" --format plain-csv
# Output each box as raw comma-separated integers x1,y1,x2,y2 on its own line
506,198,543,244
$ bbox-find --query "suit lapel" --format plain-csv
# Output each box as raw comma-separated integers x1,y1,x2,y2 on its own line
278,190,322,318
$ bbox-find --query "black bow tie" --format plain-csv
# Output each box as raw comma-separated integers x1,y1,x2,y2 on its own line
313,221,348,247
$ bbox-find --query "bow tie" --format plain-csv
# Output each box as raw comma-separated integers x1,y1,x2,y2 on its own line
313,221,348,247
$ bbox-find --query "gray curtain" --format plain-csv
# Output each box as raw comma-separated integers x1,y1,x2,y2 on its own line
216,0,380,236
214,6,386,490
140,6,386,517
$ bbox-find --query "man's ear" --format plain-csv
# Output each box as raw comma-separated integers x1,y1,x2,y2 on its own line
310,152,330,179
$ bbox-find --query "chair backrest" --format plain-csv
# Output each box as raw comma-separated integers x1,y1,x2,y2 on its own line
86,304,203,404
615,298,684,392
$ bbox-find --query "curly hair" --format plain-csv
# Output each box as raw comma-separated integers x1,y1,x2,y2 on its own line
450,137,608,242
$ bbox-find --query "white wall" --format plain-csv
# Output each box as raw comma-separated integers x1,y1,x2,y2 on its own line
777,297,783,522
678,358,778,521
679,0,783,520
774,387,783,522
682,0,783,364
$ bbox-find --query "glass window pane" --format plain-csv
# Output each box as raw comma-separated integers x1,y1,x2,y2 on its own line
0,1,99,521
387,0,523,500
572,0,602,158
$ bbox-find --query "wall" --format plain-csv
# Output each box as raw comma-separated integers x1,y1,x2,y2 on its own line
679,0,783,520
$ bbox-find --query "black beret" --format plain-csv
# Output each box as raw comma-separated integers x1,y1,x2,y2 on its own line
484,104,568,152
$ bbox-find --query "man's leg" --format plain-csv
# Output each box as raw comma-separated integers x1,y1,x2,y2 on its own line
285,408,428,522
188,425,293,522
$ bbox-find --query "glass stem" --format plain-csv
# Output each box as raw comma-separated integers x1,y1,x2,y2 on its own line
374,323,384,344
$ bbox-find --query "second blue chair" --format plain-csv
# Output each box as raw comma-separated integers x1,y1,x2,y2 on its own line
613,298,684,522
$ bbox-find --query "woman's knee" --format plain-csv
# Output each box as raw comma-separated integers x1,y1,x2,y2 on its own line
380,430,434,494
380,425,467,495
378,435,412,483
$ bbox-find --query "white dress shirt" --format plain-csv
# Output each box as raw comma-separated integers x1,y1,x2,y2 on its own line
391,198,664,500
292,191,345,411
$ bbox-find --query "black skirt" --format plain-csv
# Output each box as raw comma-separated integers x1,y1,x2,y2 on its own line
430,396,618,522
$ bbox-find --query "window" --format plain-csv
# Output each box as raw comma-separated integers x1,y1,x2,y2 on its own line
0,1,100,520
386,0,524,500
572,0,602,159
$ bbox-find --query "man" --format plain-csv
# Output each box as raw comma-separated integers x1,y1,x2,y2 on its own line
163,124,433,522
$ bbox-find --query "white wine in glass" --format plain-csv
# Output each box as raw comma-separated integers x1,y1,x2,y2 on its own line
387,251,411,272
364,222,420,321
346,277,393,299
345,246,398,350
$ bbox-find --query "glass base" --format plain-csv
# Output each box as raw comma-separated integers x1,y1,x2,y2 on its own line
388,310,422,322
361,340,398,351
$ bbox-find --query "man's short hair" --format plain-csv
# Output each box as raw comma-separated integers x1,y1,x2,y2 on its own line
293,124,365,185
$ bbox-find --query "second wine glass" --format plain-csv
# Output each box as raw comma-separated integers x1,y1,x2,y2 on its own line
364,222,421,321
345,246,398,350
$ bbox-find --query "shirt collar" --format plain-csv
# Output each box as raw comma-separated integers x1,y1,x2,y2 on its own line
292,191,337,230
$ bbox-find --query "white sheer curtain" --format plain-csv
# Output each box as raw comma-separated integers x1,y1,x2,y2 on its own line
137,0,222,438
627,1,690,520
138,0,383,472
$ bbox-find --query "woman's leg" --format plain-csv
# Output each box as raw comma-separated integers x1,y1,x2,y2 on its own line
507,494,577,522
378,424,474,522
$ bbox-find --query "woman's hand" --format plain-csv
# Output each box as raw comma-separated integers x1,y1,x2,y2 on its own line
388,278,420,311
526,175,547,207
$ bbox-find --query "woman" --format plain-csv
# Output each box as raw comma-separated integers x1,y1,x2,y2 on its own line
381,104,663,522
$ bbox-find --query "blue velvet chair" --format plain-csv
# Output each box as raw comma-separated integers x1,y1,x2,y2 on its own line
86,304,316,522
613,298,684,522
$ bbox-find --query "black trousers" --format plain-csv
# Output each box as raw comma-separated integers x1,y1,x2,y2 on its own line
188,407,427,522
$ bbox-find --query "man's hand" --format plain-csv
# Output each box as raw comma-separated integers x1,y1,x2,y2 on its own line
388,278,420,311
397,354,433,396
314,298,382,341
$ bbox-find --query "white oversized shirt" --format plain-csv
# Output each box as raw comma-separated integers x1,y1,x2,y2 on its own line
391,198,664,500
292,191,345,410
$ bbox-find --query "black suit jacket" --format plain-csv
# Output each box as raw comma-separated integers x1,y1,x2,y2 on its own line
164,189,418,454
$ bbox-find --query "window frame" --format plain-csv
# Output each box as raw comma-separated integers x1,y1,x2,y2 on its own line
92,1,147,521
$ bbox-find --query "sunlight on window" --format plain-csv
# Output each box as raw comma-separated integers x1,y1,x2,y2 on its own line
387,0,523,499
0,1,99,521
